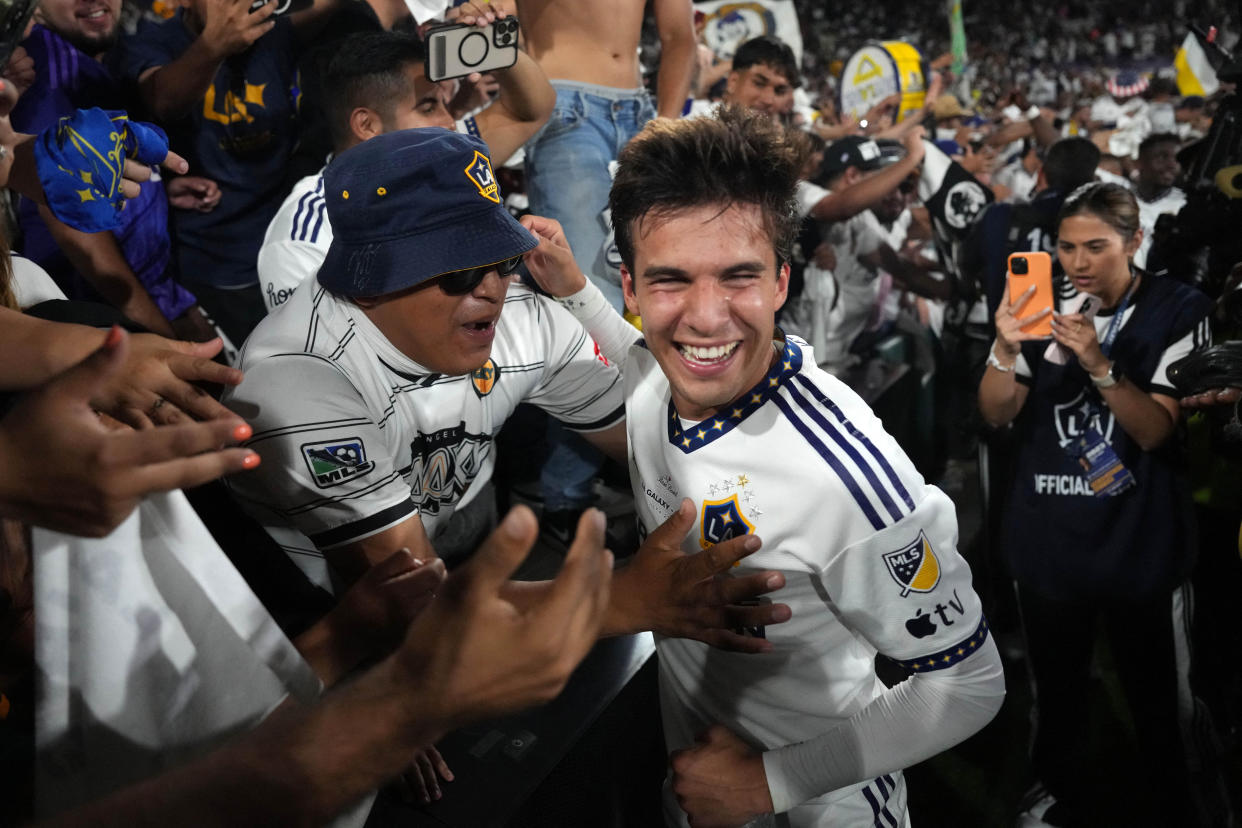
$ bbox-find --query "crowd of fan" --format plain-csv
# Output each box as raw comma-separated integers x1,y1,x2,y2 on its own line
1,0,1240,825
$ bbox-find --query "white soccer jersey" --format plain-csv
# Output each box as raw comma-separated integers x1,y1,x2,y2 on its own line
1134,186,1186,270
257,169,332,313
625,336,985,812
223,282,623,589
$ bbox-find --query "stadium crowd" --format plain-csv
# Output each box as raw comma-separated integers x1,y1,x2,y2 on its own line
1,0,1240,825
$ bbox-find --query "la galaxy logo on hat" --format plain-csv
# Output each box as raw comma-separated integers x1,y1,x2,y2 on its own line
471,358,498,396
882,530,941,597
300,438,375,488
465,150,500,203
317,130,536,298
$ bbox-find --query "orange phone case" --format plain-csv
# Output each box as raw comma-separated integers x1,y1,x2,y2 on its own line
1006,251,1054,338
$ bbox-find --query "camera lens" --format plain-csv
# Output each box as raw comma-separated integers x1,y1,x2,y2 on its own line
1012,257,1028,275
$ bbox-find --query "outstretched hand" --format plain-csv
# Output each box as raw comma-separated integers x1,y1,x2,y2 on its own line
96,334,244,427
0,326,258,536
610,499,790,653
392,506,612,728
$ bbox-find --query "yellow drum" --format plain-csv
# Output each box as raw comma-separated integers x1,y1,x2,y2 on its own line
838,41,928,123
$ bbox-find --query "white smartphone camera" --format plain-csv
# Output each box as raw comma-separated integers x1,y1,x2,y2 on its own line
426,18,520,83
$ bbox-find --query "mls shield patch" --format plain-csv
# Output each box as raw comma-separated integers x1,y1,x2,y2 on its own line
699,494,755,549
301,438,375,489
465,150,500,203
882,531,941,597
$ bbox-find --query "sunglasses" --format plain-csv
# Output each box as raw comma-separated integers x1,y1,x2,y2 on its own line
435,254,524,295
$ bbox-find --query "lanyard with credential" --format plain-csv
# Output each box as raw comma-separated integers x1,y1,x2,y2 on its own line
1071,273,1139,497
1097,273,1138,359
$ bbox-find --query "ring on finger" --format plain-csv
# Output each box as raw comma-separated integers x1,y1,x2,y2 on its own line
149,397,166,417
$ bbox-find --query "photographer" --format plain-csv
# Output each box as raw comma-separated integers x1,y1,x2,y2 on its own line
979,182,1216,825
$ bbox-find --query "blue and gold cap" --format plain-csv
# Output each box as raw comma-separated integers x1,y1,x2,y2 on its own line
318,128,536,298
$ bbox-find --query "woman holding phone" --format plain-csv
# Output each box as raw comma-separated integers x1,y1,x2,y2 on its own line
978,183,1218,826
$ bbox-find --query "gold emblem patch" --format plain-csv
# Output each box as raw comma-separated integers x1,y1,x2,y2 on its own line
471,358,498,396
464,150,500,203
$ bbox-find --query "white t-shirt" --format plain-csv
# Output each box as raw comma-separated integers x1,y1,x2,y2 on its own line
624,336,983,819
1134,186,1186,271
223,282,624,590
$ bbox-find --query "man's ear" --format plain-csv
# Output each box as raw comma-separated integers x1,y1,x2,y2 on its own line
774,260,790,311
621,266,641,318
724,70,740,101
349,107,384,143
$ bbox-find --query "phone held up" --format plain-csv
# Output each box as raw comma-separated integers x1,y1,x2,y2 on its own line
1007,251,1054,338
426,17,519,83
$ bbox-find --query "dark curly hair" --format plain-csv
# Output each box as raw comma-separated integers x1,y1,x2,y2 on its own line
608,105,801,274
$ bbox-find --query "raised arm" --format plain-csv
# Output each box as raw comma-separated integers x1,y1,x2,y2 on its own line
808,128,926,223
137,0,277,121
652,0,695,118
453,1,556,165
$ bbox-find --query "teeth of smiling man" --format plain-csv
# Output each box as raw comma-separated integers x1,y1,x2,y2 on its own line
679,341,739,362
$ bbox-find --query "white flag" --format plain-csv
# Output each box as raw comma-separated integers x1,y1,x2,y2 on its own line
1175,31,1220,97
693,0,803,63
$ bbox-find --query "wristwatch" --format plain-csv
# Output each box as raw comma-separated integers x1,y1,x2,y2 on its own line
1090,361,1122,389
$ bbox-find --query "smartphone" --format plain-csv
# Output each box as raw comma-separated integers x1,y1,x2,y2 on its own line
1044,293,1103,365
1007,251,1054,338
0,0,37,70
426,18,519,83
248,0,312,16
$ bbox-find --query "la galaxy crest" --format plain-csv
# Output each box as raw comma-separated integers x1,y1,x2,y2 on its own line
301,437,375,488
471,358,498,397
882,531,941,597
699,494,754,549
465,150,500,203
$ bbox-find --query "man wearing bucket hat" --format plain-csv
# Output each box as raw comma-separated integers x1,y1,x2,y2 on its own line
223,127,620,585
223,127,788,646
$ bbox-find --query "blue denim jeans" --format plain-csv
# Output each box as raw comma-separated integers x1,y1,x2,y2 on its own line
525,80,656,311
524,80,654,511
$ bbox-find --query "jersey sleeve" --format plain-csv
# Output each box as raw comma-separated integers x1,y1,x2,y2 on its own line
525,295,626,432
1148,307,1211,398
223,355,417,550
257,239,324,313
819,485,988,669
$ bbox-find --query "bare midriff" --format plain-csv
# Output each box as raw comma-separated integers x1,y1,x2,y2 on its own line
517,0,646,89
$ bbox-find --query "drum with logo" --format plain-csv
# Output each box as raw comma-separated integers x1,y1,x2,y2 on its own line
838,41,928,123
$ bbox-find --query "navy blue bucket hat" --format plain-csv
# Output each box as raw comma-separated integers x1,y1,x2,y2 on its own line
318,128,537,297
